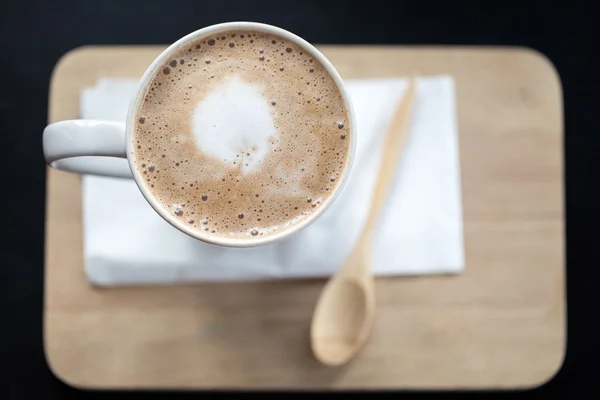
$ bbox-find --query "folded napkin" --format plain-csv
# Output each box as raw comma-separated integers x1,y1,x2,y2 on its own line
80,75,464,286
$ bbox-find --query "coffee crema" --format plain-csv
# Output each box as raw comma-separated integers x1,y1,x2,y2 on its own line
132,29,351,241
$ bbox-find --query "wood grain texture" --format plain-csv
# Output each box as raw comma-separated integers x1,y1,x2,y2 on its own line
44,45,565,390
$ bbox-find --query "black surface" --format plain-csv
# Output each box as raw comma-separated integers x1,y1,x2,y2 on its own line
0,0,597,398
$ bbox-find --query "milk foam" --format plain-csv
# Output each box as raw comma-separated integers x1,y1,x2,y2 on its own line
192,74,277,174
132,29,351,241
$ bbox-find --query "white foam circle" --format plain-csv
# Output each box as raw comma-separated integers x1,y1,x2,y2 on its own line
192,75,277,175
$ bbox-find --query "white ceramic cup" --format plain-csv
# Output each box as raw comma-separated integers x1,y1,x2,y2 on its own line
43,21,356,247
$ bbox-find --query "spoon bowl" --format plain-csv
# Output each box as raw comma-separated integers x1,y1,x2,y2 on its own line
311,271,375,365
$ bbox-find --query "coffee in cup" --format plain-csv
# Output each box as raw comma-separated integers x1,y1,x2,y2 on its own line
132,28,351,242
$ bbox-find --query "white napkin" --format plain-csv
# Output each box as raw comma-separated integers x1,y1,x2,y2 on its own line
80,75,464,286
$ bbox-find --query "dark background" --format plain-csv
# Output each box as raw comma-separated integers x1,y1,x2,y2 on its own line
1,0,596,398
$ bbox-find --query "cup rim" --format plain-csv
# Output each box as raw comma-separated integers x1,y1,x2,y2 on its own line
125,21,357,247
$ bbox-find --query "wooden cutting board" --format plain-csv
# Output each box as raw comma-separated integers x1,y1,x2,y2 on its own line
44,45,565,390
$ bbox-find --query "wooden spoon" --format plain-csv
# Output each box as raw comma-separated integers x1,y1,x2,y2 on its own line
310,77,417,366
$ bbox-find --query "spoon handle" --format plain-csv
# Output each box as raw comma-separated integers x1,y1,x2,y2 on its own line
358,77,417,247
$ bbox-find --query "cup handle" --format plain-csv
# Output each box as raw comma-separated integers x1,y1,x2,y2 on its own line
43,119,132,178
